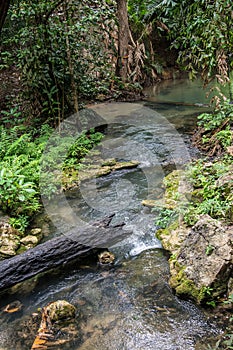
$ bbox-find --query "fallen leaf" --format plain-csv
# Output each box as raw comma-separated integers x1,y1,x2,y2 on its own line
31,336,47,349
3,300,23,313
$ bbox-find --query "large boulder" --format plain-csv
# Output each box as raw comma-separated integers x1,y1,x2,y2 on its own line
160,215,233,303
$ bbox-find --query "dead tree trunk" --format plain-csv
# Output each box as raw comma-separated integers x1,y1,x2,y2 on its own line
0,220,130,291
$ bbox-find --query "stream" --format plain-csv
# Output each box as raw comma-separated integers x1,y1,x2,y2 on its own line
0,79,221,349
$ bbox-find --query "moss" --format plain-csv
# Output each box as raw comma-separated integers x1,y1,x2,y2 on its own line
169,266,207,303
63,160,140,189
163,170,182,209
156,220,179,239
47,300,76,323
169,263,216,304
101,158,117,166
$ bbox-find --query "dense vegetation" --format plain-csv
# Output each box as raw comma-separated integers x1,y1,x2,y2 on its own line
0,124,103,231
0,1,232,240
0,1,233,348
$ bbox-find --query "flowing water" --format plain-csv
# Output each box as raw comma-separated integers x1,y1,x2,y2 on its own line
0,79,220,349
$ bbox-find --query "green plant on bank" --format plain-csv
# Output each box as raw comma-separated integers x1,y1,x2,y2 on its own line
155,153,233,229
200,286,217,308
0,125,103,232
0,168,40,214
197,99,233,153
205,244,215,256
154,207,178,229
64,129,103,170
181,156,233,226
9,215,30,233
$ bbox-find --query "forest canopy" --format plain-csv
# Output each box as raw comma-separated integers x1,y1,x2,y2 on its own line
0,0,232,127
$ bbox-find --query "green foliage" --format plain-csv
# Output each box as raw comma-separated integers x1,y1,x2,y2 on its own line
64,129,103,170
183,157,233,225
1,107,22,127
0,168,39,214
165,1,232,84
1,0,117,124
195,99,233,156
202,286,213,297
155,207,178,229
0,126,49,230
205,244,215,256
198,100,233,132
224,294,233,305
0,125,103,231
216,127,232,149
206,300,216,308
207,333,233,350
9,215,30,233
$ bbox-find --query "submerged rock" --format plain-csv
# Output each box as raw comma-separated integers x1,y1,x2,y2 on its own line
29,300,78,349
98,251,115,266
46,300,76,322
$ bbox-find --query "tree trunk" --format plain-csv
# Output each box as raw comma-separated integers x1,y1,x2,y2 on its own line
116,0,130,82
0,220,130,291
0,0,10,35
64,1,82,131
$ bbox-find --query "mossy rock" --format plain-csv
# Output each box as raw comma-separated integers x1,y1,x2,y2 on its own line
112,160,140,170
156,220,184,253
167,215,233,304
46,300,76,323
141,199,158,208
79,160,139,183
101,158,117,166
163,169,192,209
169,266,208,304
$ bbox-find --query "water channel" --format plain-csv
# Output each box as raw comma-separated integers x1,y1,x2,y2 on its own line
0,79,221,349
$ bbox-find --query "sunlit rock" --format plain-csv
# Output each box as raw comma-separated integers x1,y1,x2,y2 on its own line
20,235,39,248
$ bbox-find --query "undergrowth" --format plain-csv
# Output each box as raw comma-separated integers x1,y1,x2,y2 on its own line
0,125,103,232
193,99,233,156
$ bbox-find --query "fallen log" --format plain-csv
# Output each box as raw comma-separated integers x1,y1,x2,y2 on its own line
0,217,131,291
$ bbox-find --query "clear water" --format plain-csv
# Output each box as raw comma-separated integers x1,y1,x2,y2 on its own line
0,80,219,350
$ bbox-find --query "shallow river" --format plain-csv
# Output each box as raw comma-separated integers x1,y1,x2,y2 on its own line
0,79,220,349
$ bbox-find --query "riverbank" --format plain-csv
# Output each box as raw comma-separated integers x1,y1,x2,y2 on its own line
154,132,233,348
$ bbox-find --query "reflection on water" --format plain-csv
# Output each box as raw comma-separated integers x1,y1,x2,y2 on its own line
144,77,230,105
0,79,221,349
